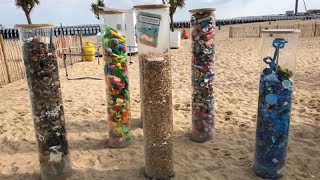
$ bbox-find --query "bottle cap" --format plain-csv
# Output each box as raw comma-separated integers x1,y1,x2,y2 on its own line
265,93,278,105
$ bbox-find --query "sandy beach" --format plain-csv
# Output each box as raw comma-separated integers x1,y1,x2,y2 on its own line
0,26,319,180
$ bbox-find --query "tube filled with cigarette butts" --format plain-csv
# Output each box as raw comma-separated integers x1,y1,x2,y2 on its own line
17,24,72,180
134,4,175,180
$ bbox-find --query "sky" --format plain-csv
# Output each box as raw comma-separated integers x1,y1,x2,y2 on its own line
0,0,320,27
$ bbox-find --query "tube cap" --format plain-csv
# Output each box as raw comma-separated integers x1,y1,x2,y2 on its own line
134,4,170,10
189,8,216,13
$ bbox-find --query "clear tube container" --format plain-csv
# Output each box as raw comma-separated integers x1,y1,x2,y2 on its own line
17,24,72,180
100,9,133,148
100,8,126,35
134,4,175,179
189,8,216,143
254,29,300,179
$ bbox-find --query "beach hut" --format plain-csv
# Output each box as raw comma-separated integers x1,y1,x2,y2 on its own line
125,9,138,53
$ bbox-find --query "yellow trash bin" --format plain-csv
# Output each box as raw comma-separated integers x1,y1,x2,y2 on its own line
83,42,96,61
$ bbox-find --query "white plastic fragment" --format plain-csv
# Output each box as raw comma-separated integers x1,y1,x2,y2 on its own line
272,158,279,163
49,152,62,163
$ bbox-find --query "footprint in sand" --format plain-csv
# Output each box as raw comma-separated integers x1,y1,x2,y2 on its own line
17,112,27,116
79,107,91,114
293,131,316,139
224,117,231,121
222,149,232,157
174,104,181,110
225,111,233,116
299,108,306,113
191,153,200,160
11,166,19,173
182,113,189,118
224,111,234,122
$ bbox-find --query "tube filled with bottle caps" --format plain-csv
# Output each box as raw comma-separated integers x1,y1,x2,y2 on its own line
254,29,300,179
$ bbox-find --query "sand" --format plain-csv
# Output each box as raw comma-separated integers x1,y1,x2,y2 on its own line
0,26,319,180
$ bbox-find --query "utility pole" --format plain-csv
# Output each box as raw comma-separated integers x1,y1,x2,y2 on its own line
295,0,299,15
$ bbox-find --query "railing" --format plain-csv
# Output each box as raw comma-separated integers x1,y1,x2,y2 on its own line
173,15,320,28
0,24,101,39
229,20,320,38
2,15,320,39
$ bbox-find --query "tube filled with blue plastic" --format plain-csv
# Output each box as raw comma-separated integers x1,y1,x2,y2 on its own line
254,29,300,179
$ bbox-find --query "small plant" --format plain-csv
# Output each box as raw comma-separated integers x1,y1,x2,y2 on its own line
15,0,40,24
91,0,106,20
162,0,185,32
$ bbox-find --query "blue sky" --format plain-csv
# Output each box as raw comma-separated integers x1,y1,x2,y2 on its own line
0,0,320,27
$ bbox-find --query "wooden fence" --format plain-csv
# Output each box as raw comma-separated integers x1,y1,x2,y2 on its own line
229,20,320,38
0,35,24,85
56,35,83,67
0,34,93,86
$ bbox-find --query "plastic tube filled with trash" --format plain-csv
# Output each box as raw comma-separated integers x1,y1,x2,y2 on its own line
190,8,216,143
254,29,300,179
134,4,175,179
100,9,133,148
17,24,72,180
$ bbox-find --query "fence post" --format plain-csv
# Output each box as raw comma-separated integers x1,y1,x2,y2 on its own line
316,23,319,37
80,28,84,61
314,21,317,37
229,26,232,38
259,25,262,37
59,29,65,56
0,34,11,83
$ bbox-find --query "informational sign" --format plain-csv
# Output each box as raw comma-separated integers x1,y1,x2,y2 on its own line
137,12,161,48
